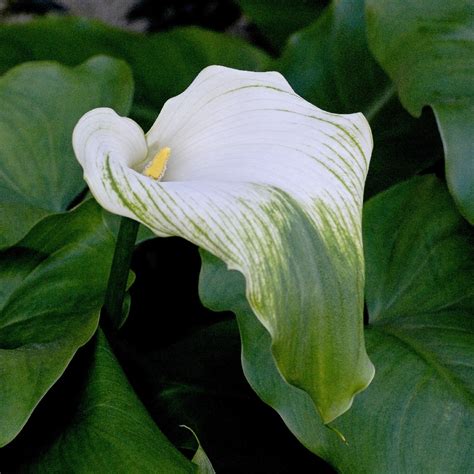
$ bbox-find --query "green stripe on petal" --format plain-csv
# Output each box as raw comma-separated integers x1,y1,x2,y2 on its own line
73,66,374,423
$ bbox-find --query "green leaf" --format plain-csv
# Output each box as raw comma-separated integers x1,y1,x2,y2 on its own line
235,0,327,50
366,0,474,222
181,426,215,474
199,176,474,472
0,56,133,249
20,330,195,473
364,177,474,322
0,17,269,129
276,0,444,198
0,199,117,447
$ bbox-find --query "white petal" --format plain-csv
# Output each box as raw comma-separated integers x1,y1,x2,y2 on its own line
73,107,148,217
148,67,371,221
73,66,375,423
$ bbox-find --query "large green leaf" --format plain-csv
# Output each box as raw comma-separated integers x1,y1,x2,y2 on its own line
199,175,474,472
366,0,474,222
0,199,117,447
16,330,195,473
276,0,443,198
0,17,269,129
0,56,133,249
235,0,327,50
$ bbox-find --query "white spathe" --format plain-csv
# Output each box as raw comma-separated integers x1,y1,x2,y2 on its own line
73,65,375,424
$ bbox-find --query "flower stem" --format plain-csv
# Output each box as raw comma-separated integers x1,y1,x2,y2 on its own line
102,216,139,331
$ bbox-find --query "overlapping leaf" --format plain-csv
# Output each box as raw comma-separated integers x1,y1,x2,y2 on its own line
0,17,269,129
235,0,327,50
16,331,195,473
200,175,474,472
0,3,469,470
0,200,116,447
366,0,474,222
276,0,443,198
0,56,133,248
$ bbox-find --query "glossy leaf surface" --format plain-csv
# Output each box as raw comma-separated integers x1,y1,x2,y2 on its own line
366,0,474,221
0,200,116,447
0,57,133,248
276,0,443,198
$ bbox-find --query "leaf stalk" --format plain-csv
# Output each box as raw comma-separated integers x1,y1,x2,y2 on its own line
102,216,139,331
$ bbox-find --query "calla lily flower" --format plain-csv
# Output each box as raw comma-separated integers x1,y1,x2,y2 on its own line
73,66,374,423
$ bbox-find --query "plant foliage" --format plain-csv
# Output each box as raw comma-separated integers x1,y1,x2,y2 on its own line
0,1,471,472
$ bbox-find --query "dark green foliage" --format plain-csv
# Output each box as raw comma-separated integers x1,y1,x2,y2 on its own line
0,1,471,472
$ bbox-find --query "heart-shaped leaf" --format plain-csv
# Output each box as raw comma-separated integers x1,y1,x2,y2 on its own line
366,0,474,222
0,200,116,447
275,0,443,198
0,56,133,249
